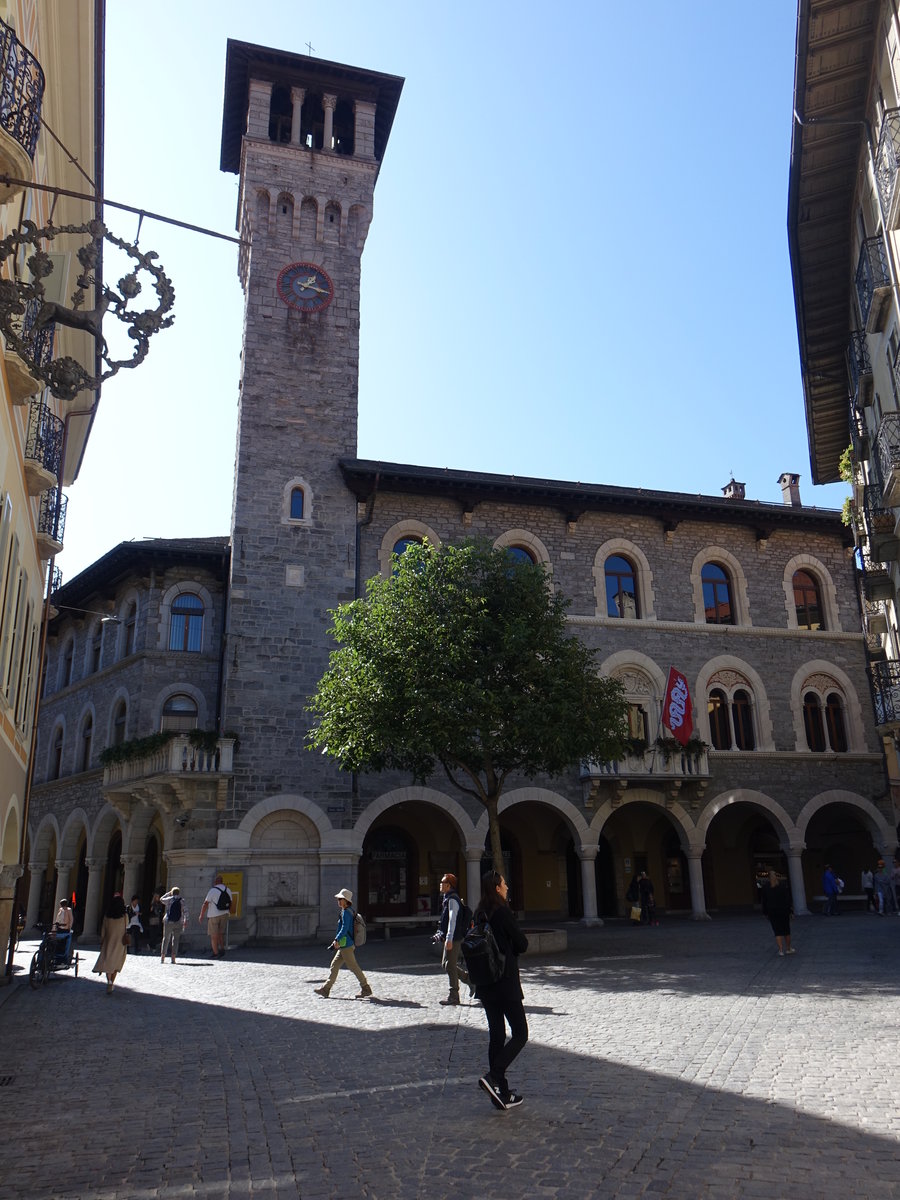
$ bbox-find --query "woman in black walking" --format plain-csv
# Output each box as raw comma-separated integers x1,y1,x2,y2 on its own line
476,870,529,1111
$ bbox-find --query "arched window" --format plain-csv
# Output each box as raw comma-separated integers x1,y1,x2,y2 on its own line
160,694,198,732
62,638,75,687
122,603,137,658
168,593,203,652
89,624,102,674
793,570,824,630
605,555,639,618
803,691,827,752
708,688,730,750
50,726,63,780
732,689,755,750
707,677,756,750
702,563,734,625
112,699,127,746
80,715,93,772
825,693,848,752
393,536,421,558
289,487,305,520
506,546,535,565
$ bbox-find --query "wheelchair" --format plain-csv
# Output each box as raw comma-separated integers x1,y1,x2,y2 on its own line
29,923,80,989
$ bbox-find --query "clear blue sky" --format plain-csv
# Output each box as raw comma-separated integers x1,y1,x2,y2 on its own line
60,0,844,581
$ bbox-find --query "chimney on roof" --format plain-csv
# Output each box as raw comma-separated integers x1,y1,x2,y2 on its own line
778,472,801,507
722,478,745,501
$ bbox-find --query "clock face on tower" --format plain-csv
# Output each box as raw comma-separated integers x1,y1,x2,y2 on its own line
276,262,335,313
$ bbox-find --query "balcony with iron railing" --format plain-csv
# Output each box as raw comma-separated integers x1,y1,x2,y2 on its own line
871,660,900,728
861,484,898,559
876,108,900,230
848,331,873,407
0,19,43,203
4,297,56,404
23,398,62,495
856,236,892,333
850,402,871,464
36,486,66,558
874,412,900,508
860,553,894,602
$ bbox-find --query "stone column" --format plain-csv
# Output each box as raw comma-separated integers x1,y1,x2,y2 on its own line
464,848,482,910
81,858,105,941
322,94,336,151
121,855,142,905
290,86,305,145
578,845,602,926
24,863,42,930
786,846,809,916
353,99,376,159
686,849,710,920
54,860,75,909
246,78,272,139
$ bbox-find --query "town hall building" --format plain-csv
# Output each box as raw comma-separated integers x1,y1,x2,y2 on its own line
22,38,893,945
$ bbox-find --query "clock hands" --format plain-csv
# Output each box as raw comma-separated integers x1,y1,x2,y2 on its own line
297,275,330,296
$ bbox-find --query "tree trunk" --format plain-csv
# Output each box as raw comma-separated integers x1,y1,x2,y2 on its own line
486,793,504,876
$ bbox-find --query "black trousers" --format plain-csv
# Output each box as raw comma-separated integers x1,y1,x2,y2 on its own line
481,980,528,1095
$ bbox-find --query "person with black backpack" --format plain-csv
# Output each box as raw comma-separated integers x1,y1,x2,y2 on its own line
198,874,232,958
472,870,529,1111
434,873,474,1006
160,887,187,964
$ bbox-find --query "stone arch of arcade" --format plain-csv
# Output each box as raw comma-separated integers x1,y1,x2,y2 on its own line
474,787,597,921
796,789,895,905
696,788,805,915
354,786,477,920
589,788,700,919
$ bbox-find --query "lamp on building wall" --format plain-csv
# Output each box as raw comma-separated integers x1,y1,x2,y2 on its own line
51,605,120,623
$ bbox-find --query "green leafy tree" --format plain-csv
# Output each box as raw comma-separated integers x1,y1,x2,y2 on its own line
307,540,628,873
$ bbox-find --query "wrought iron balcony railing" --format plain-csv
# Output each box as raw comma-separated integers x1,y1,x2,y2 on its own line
875,108,900,227
24,397,63,475
848,331,873,406
16,297,55,367
45,564,61,598
856,236,892,332
874,412,900,507
860,553,894,602
871,660,900,726
36,486,66,552
0,19,43,162
850,403,870,462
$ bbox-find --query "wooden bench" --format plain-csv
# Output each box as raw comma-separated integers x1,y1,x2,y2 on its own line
812,893,868,908
371,915,436,939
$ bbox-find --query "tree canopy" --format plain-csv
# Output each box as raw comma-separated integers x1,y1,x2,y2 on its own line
307,540,627,871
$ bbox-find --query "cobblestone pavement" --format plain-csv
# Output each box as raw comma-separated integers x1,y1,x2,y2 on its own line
1,910,899,1199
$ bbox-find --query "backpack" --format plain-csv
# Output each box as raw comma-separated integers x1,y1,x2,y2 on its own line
353,911,367,947
167,896,182,923
461,912,506,987
452,900,473,941
215,887,231,912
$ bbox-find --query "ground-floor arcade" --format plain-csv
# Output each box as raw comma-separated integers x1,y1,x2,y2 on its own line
20,783,896,944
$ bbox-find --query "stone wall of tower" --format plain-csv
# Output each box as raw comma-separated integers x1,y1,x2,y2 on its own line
223,96,380,821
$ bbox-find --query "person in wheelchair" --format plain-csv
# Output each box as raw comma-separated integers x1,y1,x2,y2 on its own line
52,898,74,962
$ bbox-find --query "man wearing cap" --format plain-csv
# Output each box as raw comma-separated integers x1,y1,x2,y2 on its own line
159,886,187,963
314,888,372,999
198,874,231,958
435,873,473,1006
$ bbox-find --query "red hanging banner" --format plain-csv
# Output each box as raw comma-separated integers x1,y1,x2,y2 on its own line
662,667,694,747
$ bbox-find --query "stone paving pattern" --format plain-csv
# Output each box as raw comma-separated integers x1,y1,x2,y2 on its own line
1,913,898,1199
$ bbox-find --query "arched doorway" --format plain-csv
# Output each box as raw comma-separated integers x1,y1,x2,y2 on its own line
600,799,684,916
102,831,123,918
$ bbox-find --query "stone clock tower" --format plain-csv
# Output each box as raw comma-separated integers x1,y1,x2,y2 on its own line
219,43,403,818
